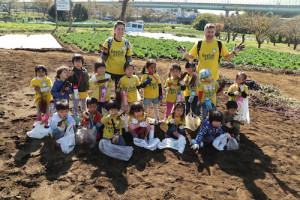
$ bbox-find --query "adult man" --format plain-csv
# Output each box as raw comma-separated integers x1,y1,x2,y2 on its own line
178,23,245,80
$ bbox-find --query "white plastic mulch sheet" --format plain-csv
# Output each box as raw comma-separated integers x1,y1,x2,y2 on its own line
0,34,62,49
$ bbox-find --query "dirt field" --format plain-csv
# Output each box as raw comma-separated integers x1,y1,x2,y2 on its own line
0,48,299,200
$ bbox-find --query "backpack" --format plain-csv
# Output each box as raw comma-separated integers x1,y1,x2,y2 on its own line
197,40,222,63
107,37,130,55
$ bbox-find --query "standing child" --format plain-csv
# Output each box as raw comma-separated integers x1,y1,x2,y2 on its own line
118,63,141,113
164,64,186,120
30,65,53,128
128,102,153,139
164,103,186,139
140,59,163,125
197,68,220,121
51,66,73,103
82,98,103,140
183,61,199,115
101,100,126,146
68,54,89,126
90,61,112,114
227,72,248,111
191,110,225,150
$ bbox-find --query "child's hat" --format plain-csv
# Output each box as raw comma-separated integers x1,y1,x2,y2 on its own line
199,68,212,79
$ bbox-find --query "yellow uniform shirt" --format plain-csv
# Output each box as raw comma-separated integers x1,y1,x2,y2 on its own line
101,113,125,139
198,80,219,105
103,38,133,75
141,73,161,99
164,77,182,103
30,77,53,104
189,39,229,80
89,73,112,102
228,83,249,102
119,75,140,103
163,115,186,131
183,74,199,97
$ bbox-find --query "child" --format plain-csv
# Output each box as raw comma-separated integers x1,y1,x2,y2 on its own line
227,72,248,111
30,65,53,128
164,103,186,139
82,98,103,140
197,68,220,121
222,101,244,142
101,100,126,146
164,64,186,120
128,102,153,139
51,66,73,103
50,100,75,147
140,59,162,125
68,54,89,126
183,61,199,115
118,63,141,113
90,61,112,114
191,110,225,150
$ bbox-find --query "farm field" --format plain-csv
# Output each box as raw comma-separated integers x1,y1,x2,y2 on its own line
0,42,299,199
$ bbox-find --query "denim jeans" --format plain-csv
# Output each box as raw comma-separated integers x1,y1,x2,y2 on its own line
165,124,185,138
185,96,198,115
201,103,216,121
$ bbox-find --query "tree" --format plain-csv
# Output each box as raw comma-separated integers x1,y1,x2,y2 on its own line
192,13,219,31
281,16,300,50
120,0,130,22
33,0,52,17
73,3,88,22
0,0,18,15
268,16,282,46
48,4,69,21
250,13,273,48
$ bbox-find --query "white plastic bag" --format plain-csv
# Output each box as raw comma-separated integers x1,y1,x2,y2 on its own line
213,133,231,151
133,138,161,151
99,139,133,161
185,112,201,131
237,97,250,124
157,135,186,154
227,137,239,150
27,121,52,139
75,127,97,148
57,124,75,154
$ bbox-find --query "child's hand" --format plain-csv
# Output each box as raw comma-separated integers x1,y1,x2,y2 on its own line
139,89,143,94
239,84,245,92
108,78,112,82
116,88,120,92
34,86,41,93
169,118,176,124
179,125,185,130
69,71,74,76
226,122,232,128
197,100,201,106
139,121,148,127
84,111,90,118
64,86,69,91
233,91,240,96
179,79,185,86
191,143,200,150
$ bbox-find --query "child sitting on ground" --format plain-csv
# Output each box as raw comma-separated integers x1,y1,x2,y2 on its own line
163,102,186,139
128,102,153,140
191,110,225,150
82,98,103,140
101,100,126,146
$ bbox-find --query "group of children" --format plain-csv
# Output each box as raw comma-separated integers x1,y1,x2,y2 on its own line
29,53,249,153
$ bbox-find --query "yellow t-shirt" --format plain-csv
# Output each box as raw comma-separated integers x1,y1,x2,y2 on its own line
189,39,229,80
101,113,125,139
30,77,53,104
164,77,182,103
89,73,112,102
141,73,161,99
228,83,249,102
103,38,133,75
183,74,199,97
119,75,140,102
163,114,186,131
198,80,219,105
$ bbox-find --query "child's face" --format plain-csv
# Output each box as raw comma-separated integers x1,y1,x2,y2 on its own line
133,110,143,119
228,108,237,116
60,69,69,80
147,64,156,74
212,121,221,127
57,109,69,120
97,67,106,75
186,66,195,75
171,69,180,79
203,75,212,83
36,69,46,78
109,108,119,116
174,107,184,118
236,75,246,85
73,59,83,69
87,103,98,114
125,66,134,77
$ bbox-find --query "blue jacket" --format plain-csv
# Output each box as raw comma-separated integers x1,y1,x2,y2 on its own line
51,79,73,102
196,118,225,145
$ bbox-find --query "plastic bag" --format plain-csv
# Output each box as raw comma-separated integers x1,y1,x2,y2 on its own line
237,97,250,124
99,139,133,161
227,137,239,150
157,135,186,154
75,127,97,148
213,133,231,151
57,124,75,154
185,112,201,131
133,138,161,151
27,121,52,139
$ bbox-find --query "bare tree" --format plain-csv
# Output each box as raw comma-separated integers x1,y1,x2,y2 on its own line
250,13,273,48
33,0,52,17
0,0,18,15
281,16,300,50
268,16,282,46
